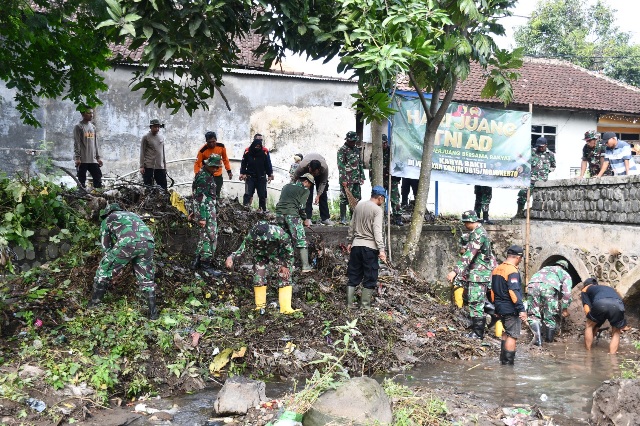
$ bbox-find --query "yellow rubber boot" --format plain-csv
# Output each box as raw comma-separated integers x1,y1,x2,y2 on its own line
453,287,464,308
495,320,504,338
254,286,267,315
278,286,300,314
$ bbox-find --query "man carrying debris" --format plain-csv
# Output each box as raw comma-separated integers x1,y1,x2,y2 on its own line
581,278,629,354
139,119,168,189
73,105,103,189
225,221,298,315
369,134,403,226
446,210,497,339
194,131,233,198
338,131,365,225
346,186,387,309
275,173,315,273
490,245,527,365
580,130,612,178
89,203,158,319
190,154,223,276
240,134,274,211
515,137,555,218
526,260,572,346
293,154,333,225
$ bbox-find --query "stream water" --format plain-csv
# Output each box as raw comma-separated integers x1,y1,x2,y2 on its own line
108,341,630,425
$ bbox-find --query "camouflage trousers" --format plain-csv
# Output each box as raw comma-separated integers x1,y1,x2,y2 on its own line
468,282,488,318
340,183,361,208
517,183,535,209
526,284,561,328
276,214,307,248
474,186,492,213
95,240,155,290
253,252,291,288
385,179,402,216
196,205,218,260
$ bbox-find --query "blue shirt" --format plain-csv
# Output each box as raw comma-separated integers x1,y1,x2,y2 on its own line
604,140,639,175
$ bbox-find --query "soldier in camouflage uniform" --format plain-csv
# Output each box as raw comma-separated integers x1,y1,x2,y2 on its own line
452,233,470,308
474,185,493,224
369,134,403,226
275,173,315,273
90,203,158,319
580,130,613,178
516,137,556,217
446,210,497,339
526,260,572,345
225,221,298,315
190,153,222,277
338,131,365,224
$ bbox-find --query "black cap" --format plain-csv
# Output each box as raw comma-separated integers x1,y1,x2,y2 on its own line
382,134,388,142
205,131,217,140
507,245,524,256
535,137,547,147
601,132,617,142
583,277,599,286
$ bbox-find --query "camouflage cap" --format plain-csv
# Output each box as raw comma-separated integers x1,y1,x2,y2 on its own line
345,131,359,142
555,259,569,270
250,221,272,241
100,203,122,218
149,119,162,127
461,210,479,223
204,153,222,167
300,173,315,185
583,130,598,141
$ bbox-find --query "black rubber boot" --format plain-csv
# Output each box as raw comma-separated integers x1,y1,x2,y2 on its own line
530,321,543,346
146,289,159,320
339,204,348,225
393,215,404,226
347,286,356,309
500,340,507,365
504,350,516,365
190,255,201,270
200,260,223,277
466,317,486,339
88,280,107,308
545,327,556,343
483,211,494,225
514,206,525,219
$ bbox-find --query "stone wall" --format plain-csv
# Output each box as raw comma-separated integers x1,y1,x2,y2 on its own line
531,175,640,224
11,229,72,273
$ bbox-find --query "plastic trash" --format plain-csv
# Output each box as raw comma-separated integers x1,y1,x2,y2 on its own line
27,398,46,412
267,410,303,426
540,393,548,402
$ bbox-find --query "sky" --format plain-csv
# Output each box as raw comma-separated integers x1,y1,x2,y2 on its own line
280,0,640,77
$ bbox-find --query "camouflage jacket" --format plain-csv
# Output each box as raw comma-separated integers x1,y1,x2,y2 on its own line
100,211,154,251
582,142,613,177
192,169,217,221
530,148,556,182
275,182,309,219
368,146,401,183
527,266,573,310
337,144,365,184
232,224,294,269
453,225,497,283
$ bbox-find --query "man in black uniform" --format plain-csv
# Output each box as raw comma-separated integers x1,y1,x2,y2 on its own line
581,278,629,354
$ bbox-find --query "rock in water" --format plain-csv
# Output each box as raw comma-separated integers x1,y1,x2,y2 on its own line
212,376,266,415
303,377,392,426
591,379,640,425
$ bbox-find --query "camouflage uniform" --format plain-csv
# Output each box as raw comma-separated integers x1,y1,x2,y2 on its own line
192,167,218,261
583,141,613,177
96,209,155,289
474,185,492,213
275,182,309,249
338,137,365,210
453,222,497,319
517,147,556,210
369,144,402,216
230,222,294,288
526,265,572,329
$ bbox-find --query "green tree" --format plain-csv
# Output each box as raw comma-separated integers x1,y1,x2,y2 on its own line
256,0,521,263
514,0,640,87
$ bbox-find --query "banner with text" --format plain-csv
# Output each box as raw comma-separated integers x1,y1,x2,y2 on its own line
390,96,532,188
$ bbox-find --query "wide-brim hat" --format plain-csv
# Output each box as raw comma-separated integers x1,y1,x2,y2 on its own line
300,173,315,184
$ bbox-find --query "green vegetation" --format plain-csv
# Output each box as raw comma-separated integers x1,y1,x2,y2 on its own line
383,379,449,426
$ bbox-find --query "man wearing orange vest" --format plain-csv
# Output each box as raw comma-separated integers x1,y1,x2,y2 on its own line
194,131,233,197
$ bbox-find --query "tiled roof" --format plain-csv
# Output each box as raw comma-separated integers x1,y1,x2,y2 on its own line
398,57,640,115
109,32,265,69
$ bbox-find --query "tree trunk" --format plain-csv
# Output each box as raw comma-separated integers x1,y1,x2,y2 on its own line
370,121,385,186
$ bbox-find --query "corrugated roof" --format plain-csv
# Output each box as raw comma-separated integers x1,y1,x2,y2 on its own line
397,57,640,115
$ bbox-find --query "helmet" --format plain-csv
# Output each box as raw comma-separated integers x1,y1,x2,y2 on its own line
583,130,598,141
461,210,479,223
345,131,359,142
100,203,122,219
371,185,387,197
555,259,569,270
300,173,315,185
204,153,222,167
